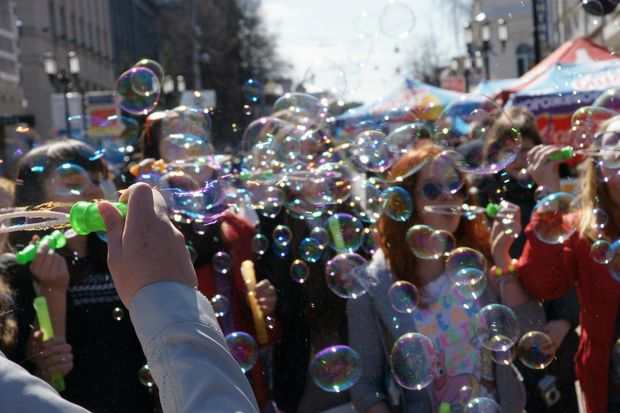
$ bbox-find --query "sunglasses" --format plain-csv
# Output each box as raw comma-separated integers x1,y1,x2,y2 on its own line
421,181,468,202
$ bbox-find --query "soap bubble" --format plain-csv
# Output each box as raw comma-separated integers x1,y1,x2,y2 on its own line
388,281,419,313
474,304,520,352
452,268,487,300
434,94,519,174
386,122,431,156
325,253,368,299
112,307,124,321
405,225,435,259
351,176,387,223
114,67,160,115
138,364,154,387
273,93,326,124
299,237,323,263
382,186,413,222
351,130,392,172
251,235,276,257
309,345,362,393
531,192,579,244
361,227,378,255
465,397,501,413
607,239,620,282
429,230,456,258
593,87,620,112
591,239,612,264
517,331,556,369
301,162,353,206
210,294,230,317
301,59,347,99
445,247,487,277
212,251,232,274
592,208,609,229
390,333,438,390
429,151,465,194
245,182,284,219
243,79,263,103
94,115,141,165
50,163,93,197
161,106,212,140
273,225,293,247
326,213,363,253
159,133,214,163
379,1,416,40
273,242,290,258
290,259,310,284
491,346,516,366
225,332,258,372
310,227,330,248
133,58,164,84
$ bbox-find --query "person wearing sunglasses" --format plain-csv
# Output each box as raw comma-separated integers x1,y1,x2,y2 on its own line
347,142,542,413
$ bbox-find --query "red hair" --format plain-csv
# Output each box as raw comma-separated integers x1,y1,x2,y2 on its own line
377,142,492,287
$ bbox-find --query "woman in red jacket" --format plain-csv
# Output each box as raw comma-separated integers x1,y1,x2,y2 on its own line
517,118,620,413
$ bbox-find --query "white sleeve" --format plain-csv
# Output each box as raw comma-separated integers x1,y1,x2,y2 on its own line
129,281,259,413
0,352,90,413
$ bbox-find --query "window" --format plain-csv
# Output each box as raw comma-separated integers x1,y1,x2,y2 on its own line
516,43,533,76
79,17,84,46
48,1,56,36
59,6,66,38
70,12,76,42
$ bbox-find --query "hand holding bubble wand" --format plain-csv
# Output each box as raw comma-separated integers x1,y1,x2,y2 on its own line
240,260,269,345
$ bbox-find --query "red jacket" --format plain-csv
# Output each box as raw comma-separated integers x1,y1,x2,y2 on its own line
518,212,620,413
195,212,279,410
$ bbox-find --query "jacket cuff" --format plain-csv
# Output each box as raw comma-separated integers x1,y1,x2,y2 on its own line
129,282,223,345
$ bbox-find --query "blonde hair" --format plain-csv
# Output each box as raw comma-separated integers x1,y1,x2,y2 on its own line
577,115,620,241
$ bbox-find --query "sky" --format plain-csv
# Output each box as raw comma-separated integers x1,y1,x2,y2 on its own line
259,0,470,104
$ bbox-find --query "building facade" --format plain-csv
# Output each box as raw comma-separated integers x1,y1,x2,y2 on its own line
548,0,620,50
0,0,24,115
467,0,537,81
16,0,159,138
109,0,159,75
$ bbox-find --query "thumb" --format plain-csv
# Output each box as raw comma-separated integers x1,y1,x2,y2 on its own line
98,202,124,258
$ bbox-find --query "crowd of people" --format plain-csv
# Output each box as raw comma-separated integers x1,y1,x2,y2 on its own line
0,92,618,413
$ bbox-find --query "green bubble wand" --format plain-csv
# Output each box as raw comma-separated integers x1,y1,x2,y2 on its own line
0,201,127,235
33,296,65,392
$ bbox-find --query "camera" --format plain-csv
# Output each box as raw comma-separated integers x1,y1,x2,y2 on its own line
538,374,561,407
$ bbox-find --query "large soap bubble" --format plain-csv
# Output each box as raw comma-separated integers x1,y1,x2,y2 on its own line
434,94,520,174
390,333,438,390
309,345,362,392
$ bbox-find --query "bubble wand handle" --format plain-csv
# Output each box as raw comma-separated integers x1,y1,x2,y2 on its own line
486,203,500,218
69,201,128,235
240,260,268,344
33,296,66,392
16,230,67,265
549,146,574,161
327,216,346,251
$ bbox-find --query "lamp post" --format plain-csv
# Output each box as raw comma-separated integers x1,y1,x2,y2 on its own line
463,18,509,81
44,52,74,138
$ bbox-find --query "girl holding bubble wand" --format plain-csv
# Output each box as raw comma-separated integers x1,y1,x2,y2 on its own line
517,116,620,413
348,143,544,413
476,106,580,413
0,139,156,412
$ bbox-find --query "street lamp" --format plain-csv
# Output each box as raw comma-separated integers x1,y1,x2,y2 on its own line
463,18,509,81
44,52,74,138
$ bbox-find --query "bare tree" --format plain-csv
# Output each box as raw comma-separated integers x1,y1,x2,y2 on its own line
407,35,449,86
443,0,473,48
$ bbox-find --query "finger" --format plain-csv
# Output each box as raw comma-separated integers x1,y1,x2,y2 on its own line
40,342,72,356
30,235,40,245
47,360,74,376
98,201,125,258
39,352,73,370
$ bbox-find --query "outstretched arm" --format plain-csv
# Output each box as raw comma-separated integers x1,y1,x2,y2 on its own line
99,183,259,413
